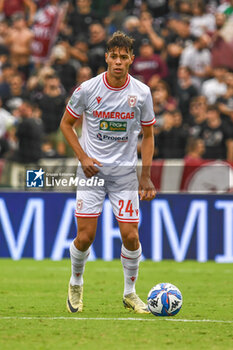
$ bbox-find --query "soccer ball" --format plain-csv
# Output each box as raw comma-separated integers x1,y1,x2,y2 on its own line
147,283,182,316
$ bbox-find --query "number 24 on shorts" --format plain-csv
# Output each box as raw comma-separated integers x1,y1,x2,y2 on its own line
118,200,137,217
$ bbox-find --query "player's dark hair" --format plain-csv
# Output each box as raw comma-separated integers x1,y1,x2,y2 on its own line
106,31,134,53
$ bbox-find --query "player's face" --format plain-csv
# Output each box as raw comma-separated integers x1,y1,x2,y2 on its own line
105,47,134,81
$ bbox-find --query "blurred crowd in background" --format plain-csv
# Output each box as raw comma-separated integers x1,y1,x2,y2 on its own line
0,0,233,164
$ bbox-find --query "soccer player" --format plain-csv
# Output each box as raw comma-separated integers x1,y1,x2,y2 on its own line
60,31,156,314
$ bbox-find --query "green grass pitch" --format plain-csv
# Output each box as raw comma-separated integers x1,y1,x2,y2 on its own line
0,259,233,350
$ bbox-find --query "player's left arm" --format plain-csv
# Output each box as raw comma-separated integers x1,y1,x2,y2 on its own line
139,125,156,201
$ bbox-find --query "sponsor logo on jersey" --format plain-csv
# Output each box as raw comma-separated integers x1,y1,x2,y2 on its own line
99,120,127,132
99,121,108,130
96,133,128,142
97,133,103,140
93,110,134,120
128,95,137,107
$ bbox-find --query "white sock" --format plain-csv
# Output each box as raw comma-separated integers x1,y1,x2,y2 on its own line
121,244,142,296
69,240,90,286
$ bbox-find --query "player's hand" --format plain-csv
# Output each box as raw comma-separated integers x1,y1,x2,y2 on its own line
80,156,103,178
139,176,156,201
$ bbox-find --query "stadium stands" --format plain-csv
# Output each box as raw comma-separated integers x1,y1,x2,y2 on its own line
0,0,232,173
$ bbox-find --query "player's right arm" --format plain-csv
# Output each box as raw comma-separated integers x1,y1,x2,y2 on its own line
60,110,102,177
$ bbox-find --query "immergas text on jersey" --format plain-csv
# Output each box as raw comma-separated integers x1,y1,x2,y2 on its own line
93,110,135,119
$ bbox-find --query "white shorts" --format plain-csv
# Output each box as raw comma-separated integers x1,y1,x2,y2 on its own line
75,167,139,223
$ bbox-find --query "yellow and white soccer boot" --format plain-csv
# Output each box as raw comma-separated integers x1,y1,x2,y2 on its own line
123,293,150,314
67,284,83,313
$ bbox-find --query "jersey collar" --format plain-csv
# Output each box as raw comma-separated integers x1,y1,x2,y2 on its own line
103,72,130,91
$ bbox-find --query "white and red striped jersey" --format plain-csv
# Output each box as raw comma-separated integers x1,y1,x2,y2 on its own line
66,72,155,170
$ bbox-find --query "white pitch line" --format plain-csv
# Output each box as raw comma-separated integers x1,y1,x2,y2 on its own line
0,317,232,324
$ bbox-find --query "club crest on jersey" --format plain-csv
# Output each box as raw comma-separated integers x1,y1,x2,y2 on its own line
127,95,137,107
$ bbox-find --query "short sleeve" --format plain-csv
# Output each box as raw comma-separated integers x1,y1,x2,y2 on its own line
140,89,156,127
66,85,86,119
